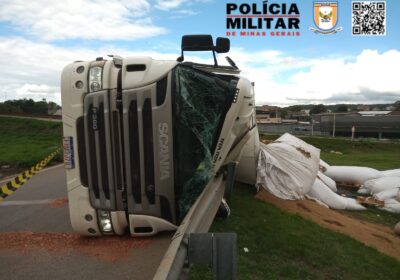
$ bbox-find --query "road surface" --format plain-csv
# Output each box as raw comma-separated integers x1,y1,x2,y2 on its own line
0,165,172,280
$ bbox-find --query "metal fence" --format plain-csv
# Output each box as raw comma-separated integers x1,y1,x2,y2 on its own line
313,115,400,138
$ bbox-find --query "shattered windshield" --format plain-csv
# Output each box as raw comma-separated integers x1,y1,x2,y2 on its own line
173,65,238,219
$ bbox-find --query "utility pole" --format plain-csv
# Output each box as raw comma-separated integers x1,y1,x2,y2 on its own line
332,113,336,137
311,119,314,136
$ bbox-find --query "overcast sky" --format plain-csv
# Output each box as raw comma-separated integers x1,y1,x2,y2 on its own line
0,0,399,106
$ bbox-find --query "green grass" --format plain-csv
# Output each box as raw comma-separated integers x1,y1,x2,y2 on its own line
190,134,400,279
190,184,400,280
0,116,62,167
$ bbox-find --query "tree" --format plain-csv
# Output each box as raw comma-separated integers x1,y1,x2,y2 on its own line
20,99,35,113
289,105,302,112
32,99,46,114
0,99,59,115
310,104,327,115
336,104,348,112
280,108,288,118
395,101,400,111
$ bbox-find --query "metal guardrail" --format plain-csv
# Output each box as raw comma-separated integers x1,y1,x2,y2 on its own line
153,174,226,280
188,233,237,280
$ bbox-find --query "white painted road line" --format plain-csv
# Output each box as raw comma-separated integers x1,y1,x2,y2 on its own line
0,199,54,206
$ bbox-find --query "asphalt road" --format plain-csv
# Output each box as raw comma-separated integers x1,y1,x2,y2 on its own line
0,165,172,280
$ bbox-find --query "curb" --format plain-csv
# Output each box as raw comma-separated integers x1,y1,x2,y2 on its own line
0,148,61,201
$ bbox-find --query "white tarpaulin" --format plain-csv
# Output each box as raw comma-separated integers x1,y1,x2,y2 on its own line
256,133,320,200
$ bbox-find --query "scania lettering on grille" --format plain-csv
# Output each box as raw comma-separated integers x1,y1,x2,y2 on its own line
158,122,170,180
91,107,98,131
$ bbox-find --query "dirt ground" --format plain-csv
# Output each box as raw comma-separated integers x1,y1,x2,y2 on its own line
0,232,152,262
256,189,400,262
48,197,69,208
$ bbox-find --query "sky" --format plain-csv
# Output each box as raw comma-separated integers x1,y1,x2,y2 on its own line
0,0,399,106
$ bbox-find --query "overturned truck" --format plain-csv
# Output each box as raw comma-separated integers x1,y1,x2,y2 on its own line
61,35,260,236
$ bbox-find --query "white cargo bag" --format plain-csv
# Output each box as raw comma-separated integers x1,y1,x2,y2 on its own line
319,159,330,173
307,179,365,210
383,199,400,213
256,138,320,200
324,166,383,185
318,171,337,192
362,177,400,194
357,188,370,195
382,169,400,177
373,188,399,201
277,133,318,154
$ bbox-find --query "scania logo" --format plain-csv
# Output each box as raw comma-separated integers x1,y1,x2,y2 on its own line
158,122,170,180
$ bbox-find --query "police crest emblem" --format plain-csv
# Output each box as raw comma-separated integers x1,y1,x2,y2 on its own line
310,1,343,34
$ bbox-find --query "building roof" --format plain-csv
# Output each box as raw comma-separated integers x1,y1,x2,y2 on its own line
358,111,391,116
313,112,355,116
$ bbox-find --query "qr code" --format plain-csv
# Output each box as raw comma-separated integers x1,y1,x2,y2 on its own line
352,1,386,36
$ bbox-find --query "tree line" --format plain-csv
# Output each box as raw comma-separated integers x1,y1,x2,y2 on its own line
0,99,61,115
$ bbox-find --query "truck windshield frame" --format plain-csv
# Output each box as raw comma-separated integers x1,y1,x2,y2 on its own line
172,65,238,219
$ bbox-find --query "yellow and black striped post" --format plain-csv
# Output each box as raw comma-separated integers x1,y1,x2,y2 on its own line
0,148,61,201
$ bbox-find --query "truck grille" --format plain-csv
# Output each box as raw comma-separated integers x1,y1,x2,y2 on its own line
122,76,176,224
78,75,176,224
123,95,157,215
82,91,124,210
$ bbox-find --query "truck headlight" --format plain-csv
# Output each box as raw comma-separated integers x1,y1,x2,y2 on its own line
89,66,103,92
98,210,113,234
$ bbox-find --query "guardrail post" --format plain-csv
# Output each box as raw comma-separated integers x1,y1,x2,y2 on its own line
188,233,237,280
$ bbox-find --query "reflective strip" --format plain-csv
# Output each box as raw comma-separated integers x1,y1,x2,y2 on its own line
0,148,61,201
10,180,20,189
1,185,13,195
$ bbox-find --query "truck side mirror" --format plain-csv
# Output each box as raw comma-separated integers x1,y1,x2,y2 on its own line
181,34,214,51
177,34,231,66
215,37,230,53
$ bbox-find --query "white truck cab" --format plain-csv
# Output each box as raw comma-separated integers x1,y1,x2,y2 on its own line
61,35,259,236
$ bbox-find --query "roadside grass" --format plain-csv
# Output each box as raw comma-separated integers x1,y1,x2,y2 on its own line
190,134,400,279
190,184,400,280
0,116,62,167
